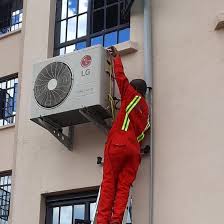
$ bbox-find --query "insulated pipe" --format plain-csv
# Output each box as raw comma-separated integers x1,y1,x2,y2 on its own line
143,0,153,224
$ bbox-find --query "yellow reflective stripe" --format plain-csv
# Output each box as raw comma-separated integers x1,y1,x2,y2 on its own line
122,114,129,130
126,96,141,114
126,96,139,112
125,118,130,131
137,133,145,142
121,95,141,131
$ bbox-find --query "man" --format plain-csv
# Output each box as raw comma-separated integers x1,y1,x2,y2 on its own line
97,46,150,224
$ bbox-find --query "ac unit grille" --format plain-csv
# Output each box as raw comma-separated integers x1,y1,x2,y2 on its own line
34,62,72,108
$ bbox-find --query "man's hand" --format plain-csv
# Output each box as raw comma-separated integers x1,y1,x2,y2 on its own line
107,46,119,58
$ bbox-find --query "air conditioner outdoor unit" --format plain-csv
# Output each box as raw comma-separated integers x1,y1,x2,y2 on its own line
30,45,113,149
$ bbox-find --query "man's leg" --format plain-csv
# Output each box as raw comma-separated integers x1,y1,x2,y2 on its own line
110,152,140,224
97,145,116,224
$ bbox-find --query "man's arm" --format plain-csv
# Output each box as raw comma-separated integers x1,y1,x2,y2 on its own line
107,47,129,98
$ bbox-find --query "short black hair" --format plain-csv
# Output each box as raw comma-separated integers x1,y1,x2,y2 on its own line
130,79,147,96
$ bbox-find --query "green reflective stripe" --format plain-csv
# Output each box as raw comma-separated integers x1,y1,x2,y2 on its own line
126,96,141,114
126,96,139,112
122,95,142,132
125,118,130,131
122,114,129,130
137,133,145,142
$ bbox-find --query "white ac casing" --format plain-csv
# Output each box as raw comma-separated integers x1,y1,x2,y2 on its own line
30,45,112,127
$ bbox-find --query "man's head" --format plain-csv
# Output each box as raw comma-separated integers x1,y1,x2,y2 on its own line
130,79,147,97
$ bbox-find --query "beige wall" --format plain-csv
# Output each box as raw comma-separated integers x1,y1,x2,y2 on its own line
0,31,22,77
0,31,22,172
10,1,150,224
152,0,224,223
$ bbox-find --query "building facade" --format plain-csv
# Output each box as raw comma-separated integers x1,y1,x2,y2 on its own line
1,0,224,224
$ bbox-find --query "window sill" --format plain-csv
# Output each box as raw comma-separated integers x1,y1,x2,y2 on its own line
0,29,22,40
0,123,15,130
113,41,138,56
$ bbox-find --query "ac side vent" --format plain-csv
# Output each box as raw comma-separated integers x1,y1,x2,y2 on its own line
34,62,72,108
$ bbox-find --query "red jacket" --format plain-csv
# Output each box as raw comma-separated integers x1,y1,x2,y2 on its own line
108,55,149,145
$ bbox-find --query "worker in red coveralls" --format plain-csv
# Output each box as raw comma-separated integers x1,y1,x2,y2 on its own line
97,46,150,224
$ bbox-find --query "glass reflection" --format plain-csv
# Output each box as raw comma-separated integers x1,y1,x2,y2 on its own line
68,0,77,17
67,17,77,41
119,28,130,43
73,204,85,220
60,20,66,43
60,48,66,55
91,35,103,46
66,44,76,53
61,0,68,19
53,207,59,224
60,206,72,224
76,41,86,50
77,14,87,38
90,202,96,221
104,31,117,47
79,0,88,14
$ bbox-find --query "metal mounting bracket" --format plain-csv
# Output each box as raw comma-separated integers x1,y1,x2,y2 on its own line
79,108,111,135
34,117,74,151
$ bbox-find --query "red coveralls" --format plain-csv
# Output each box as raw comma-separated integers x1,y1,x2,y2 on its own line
97,55,150,224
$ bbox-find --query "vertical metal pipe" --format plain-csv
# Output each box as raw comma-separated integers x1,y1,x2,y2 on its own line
143,0,153,224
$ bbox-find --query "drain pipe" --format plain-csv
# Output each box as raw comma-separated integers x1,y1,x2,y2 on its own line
143,0,153,224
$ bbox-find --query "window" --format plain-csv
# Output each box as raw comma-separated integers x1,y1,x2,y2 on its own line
45,190,132,224
0,172,12,224
54,0,130,56
0,75,18,127
0,0,23,35
45,190,98,224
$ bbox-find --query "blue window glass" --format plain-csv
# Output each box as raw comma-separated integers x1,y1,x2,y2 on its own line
91,35,103,46
119,28,130,43
104,31,117,47
76,41,87,50
15,15,19,23
68,0,77,17
11,16,16,25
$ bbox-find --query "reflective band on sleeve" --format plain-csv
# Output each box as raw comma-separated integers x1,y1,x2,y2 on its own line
121,95,142,131
137,133,145,142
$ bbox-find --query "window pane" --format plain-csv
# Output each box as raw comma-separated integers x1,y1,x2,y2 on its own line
60,20,67,43
118,28,130,43
90,202,96,221
91,35,103,46
79,0,88,13
120,3,130,25
77,14,87,38
92,9,104,33
66,44,76,53
68,0,77,17
94,0,104,9
106,5,118,29
104,31,117,47
60,47,66,55
60,206,72,224
73,204,85,220
67,17,77,41
61,0,68,19
53,207,59,224
76,41,86,50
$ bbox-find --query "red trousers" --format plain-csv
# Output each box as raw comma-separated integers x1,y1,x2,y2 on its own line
97,133,141,224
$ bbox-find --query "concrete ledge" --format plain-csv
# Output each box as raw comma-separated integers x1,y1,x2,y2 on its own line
113,41,138,55
0,29,22,40
0,123,15,130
